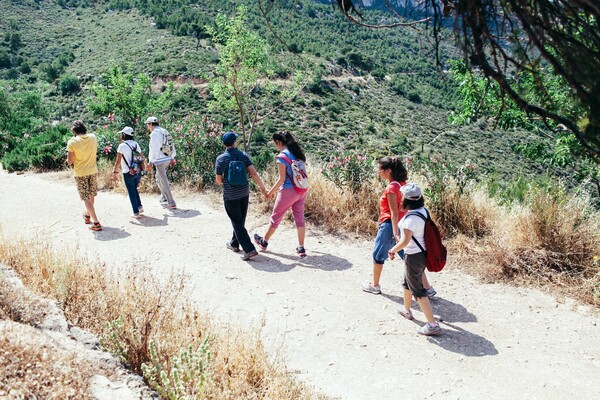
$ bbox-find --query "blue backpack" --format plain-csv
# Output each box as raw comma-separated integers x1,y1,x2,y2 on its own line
227,155,247,186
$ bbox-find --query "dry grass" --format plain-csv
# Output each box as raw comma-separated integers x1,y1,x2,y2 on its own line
256,166,381,236
0,236,326,400
0,275,49,326
452,188,600,306
0,326,93,399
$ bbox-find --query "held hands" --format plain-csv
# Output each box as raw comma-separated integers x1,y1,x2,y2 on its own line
388,250,396,261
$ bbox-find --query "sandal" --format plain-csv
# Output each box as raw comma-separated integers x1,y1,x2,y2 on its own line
398,308,414,320
89,222,102,231
83,212,91,224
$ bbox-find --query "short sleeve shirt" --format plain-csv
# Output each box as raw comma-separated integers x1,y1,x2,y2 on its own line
400,207,427,254
215,148,253,200
276,149,295,189
117,140,142,173
66,134,98,177
378,181,406,224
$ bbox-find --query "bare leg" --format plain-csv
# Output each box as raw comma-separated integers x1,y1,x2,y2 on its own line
296,226,305,247
263,226,278,242
373,263,383,287
83,197,99,223
403,288,413,312
416,296,436,323
422,273,431,290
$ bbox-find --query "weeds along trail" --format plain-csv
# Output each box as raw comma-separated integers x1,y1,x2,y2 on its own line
1,171,600,400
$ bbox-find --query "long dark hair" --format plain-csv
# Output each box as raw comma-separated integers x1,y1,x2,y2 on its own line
273,131,306,162
378,156,407,182
402,197,425,210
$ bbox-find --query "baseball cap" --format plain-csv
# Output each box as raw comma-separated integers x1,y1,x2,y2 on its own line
401,183,422,200
145,116,159,124
120,126,134,136
222,131,238,146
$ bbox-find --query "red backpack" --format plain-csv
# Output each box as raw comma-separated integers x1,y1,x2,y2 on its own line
407,209,447,272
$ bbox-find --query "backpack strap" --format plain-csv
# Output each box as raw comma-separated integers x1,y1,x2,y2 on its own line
406,210,428,254
121,142,135,170
277,152,295,184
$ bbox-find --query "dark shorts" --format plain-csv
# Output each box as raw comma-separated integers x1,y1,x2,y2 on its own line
402,252,427,298
75,174,98,201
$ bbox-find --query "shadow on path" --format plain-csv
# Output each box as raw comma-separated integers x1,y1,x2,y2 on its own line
92,226,131,241
381,293,496,357
427,321,498,357
131,215,168,227
165,208,201,219
251,250,353,273
380,294,477,323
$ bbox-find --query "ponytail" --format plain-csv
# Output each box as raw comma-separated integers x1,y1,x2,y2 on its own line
378,156,408,182
273,131,306,162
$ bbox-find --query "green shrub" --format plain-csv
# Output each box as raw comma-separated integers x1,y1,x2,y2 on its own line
59,75,80,95
2,126,69,171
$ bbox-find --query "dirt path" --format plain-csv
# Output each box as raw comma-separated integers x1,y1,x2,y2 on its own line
1,171,599,400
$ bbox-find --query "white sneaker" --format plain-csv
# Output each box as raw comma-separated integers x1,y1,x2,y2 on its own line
361,282,381,294
427,286,437,298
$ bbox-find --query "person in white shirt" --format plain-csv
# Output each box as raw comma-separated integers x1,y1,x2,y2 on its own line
388,183,441,336
144,116,176,209
112,127,146,218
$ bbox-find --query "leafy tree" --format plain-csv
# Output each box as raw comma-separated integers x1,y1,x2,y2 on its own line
87,65,173,127
59,74,81,95
207,6,303,152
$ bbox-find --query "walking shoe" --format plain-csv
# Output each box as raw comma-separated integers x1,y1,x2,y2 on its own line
82,212,91,224
361,282,381,294
159,197,168,205
398,308,414,320
418,322,442,336
131,213,141,219
427,286,437,298
138,207,144,214
89,222,102,231
166,204,177,210
226,241,240,253
241,250,258,261
253,234,269,251
296,246,307,258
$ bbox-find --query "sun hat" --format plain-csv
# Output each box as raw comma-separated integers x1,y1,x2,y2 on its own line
222,131,238,146
401,183,422,200
144,116,159,124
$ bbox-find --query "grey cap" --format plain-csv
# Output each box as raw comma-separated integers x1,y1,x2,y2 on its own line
401,183,422,200
145,116,159,124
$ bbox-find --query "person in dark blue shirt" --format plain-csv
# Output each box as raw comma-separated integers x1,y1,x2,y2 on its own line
215,132,268,260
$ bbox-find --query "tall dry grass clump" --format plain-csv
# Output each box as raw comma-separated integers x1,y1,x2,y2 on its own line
0,236,326,399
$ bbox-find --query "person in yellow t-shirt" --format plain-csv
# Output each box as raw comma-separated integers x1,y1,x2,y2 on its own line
66,120,102,231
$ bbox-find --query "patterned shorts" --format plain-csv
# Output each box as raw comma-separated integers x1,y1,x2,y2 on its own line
75,174,98,201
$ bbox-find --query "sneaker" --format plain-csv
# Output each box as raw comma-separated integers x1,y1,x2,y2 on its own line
131,213,141,219
159,197,168,205
296,246,307,258
253,234,269,251
82,212,91,225
138,207,144,214
418,322,442,336
427,286,437,298
361,282,381,294
241,250,258,261
226,241,240,253
166,204,177,210
89,222,102,231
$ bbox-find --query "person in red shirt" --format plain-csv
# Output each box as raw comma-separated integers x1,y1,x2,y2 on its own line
362,157,435,296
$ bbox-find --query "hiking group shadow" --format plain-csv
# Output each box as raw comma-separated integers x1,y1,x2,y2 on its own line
381,293,498,357
91,226,131,241
251,250,352,273
165,208,201,219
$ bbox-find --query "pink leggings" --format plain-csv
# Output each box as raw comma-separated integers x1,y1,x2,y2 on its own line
269,188,307,228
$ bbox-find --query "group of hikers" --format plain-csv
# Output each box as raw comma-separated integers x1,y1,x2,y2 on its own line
66,117,442,336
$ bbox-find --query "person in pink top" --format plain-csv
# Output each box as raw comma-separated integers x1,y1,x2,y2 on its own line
253,131,308,257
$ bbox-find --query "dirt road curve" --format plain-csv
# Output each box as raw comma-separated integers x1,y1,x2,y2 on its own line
1,171,599,400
